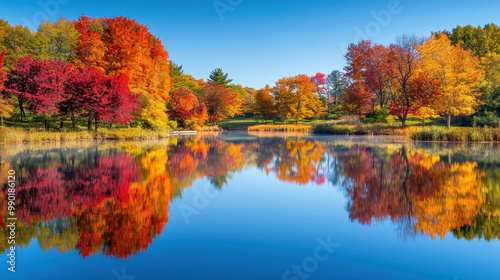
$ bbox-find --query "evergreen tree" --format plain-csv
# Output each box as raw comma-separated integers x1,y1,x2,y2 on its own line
208,68,232,87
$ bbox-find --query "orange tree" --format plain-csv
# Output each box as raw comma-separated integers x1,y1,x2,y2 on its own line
273,74,325,124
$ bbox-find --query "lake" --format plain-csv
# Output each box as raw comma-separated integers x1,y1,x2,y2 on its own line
1,132,499,280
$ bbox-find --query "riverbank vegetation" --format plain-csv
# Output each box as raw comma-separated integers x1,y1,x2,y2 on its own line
0,126,172,143
1,17,500,142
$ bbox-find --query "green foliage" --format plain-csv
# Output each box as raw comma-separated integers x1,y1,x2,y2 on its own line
166,120,178,130
473,111,500,128
169,61,184,77
1,24,37,70
36,17,79,62
208,68,233,87
372,107,395,125
439,23,500,58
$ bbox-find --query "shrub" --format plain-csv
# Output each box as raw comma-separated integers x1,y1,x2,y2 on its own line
473,111,500,128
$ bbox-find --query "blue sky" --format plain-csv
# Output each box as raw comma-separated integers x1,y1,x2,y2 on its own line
1,0,500,88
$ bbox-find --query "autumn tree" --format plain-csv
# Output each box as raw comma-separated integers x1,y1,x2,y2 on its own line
252,85,276,122
345,41,392,109
168,87,207,128
0,50,13,125
417,34,483,128
387,34,437,128
273,74,324,124
73,15,171,130
36,17,79,62
64,68,141,131
208,68,233,87
198,82,242,125
1,24,37,70
72,15,105,72
5,55,73,127
341,80,373,123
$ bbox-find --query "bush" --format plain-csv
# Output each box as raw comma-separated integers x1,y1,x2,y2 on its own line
473,111,500,128
372,107,395,125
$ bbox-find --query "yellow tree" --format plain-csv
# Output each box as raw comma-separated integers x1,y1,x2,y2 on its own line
417,34,483,128
413,162,484,239
273,74,322,124
0,51,13,125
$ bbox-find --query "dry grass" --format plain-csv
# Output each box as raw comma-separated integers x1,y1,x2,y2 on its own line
0,127,171,143
247,124,313,132
197,125,223,132
408,126,500,142
314,123,408,136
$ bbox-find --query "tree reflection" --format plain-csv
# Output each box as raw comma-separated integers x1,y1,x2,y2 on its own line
1,136,500,259
334,144,489,240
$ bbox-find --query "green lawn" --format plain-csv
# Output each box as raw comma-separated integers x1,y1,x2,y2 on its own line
218,117,337,130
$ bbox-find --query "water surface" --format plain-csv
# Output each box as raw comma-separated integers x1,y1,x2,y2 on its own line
1,132,499,279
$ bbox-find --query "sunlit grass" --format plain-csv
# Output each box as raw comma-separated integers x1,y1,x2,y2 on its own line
0,127,172,143
248,124,313,132
313,123,408,136
408,126,500,142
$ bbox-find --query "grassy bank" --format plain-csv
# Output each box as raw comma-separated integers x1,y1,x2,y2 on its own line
408,126,500,142
313,123,408,136
314,123,500,142
248,124,313,132
0,127,173,143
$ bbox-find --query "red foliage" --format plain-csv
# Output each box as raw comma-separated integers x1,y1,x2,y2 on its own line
345,41,391,108
5,55,73,115
310,72,326,86
169,87,206,126
342,80,373,121
64,68,140,124
199,82,239,124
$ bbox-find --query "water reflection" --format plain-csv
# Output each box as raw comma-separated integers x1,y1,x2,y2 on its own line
1,134,500,259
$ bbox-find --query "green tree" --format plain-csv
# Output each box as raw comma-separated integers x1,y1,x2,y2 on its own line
2,24,37,70
208,68,233,87
35,17,79,62
439,24,500,58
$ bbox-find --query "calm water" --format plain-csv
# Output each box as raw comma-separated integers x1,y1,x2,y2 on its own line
1,132,499,280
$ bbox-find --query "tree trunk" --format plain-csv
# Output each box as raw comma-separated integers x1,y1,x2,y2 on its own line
88,113,93,131
296,116,299,124
71,114,76,129
44,119,48,130
1,116,3,126
447,113,451,129
94,115,98,132
401,117,406,128
19,99,25,121
422,119,425,127
60,120,64,129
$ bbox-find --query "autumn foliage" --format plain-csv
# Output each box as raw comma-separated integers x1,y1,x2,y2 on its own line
343,35,481,127
0,50,13,122
199,82,243,124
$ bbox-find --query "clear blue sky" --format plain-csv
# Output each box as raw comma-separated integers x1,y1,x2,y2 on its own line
1,0,500,89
